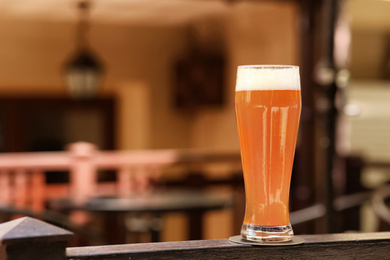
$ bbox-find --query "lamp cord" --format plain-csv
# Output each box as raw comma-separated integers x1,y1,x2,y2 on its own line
75,0,90,49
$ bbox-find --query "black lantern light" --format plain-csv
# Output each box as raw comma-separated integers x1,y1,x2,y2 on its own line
65,0,103,99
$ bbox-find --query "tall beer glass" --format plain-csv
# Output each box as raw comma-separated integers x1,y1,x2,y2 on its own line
235,65,301,242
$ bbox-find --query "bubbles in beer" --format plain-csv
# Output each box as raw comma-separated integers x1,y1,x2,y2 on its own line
235,65,300,91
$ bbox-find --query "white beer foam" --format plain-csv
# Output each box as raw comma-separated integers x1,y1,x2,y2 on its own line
236,65,300,91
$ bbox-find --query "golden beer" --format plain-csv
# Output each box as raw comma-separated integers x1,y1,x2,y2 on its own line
235,65,301,242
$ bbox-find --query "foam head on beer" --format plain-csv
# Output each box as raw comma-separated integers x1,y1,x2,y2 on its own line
235,65,300,91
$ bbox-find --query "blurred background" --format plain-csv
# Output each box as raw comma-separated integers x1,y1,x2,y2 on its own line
1,0,390,246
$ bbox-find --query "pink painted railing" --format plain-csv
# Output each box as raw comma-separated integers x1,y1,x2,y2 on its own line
0,142,241,214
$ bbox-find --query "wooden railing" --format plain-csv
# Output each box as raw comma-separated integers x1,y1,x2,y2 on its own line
1,217,390,260
0,142,241,212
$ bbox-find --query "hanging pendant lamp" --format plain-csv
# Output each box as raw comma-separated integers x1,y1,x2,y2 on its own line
64,0,103,99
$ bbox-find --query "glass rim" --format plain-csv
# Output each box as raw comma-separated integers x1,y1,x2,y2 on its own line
238,65,298,69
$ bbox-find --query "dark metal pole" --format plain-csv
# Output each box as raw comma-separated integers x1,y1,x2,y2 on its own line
315,0,340,233
292,0,320,234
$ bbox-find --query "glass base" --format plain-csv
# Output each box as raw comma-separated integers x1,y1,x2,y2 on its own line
241,223,293,242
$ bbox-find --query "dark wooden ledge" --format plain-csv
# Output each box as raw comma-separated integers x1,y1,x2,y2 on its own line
1,217,389,259
66,232,390,259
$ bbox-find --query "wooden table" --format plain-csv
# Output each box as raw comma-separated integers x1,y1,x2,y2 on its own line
49,190,234,244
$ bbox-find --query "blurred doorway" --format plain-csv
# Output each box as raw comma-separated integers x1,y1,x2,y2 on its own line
0,97,116,153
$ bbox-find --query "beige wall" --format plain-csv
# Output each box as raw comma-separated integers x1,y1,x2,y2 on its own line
0,18,192,149
0,19,71,93
191,2,299,150
0,2,299,153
